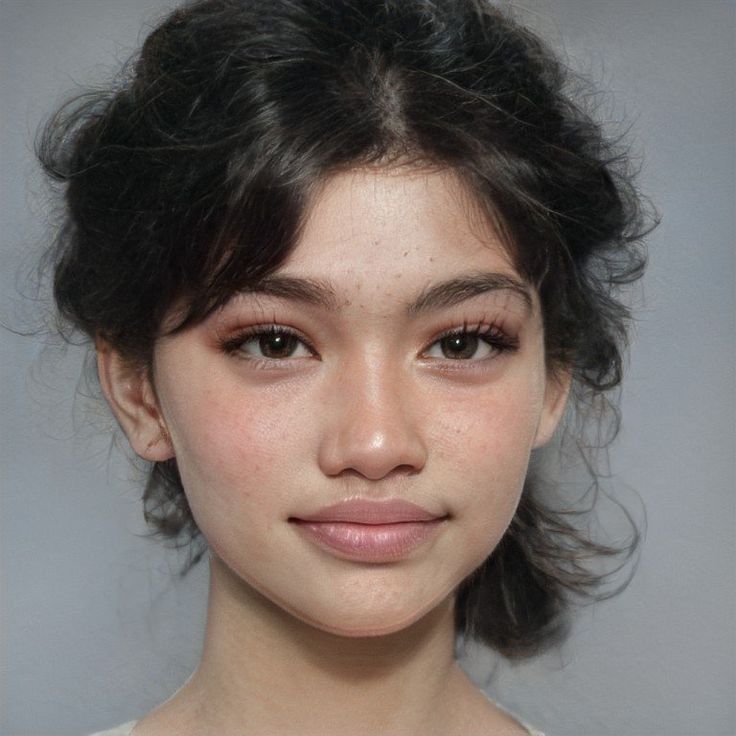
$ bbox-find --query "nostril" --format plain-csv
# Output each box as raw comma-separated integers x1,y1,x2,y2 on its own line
328,464,423,482
390,464,423,477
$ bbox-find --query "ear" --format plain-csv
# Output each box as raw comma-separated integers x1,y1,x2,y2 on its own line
532,369,572,449
96,339,174,462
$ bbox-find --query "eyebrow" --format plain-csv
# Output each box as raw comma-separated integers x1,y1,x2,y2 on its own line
241,271,533,314
242,275,340,311
408,271,533,314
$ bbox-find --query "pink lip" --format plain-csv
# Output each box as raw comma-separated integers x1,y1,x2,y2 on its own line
290,499,448,563
292,498,443,524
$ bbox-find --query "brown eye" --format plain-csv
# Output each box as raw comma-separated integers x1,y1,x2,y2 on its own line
423,326,516,362
223,327,313,361
258,331,300,359
439,333,479,359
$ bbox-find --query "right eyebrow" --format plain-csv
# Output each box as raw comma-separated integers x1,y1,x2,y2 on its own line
407,271,533,315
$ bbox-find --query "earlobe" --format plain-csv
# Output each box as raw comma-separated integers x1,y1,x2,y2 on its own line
96,340,174,462
533,370,572,449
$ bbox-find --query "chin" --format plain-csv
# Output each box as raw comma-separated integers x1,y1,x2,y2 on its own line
284,591,456,640
214,549,458,641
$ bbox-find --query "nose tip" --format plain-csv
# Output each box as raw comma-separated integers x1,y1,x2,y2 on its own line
329,431,425,481
317,375,428,481
319,426,427,481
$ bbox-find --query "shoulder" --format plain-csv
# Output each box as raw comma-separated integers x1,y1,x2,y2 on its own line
448,669,543,736
87,720,137,736
460,686,544,735
486,698,545,736
83,708,544,735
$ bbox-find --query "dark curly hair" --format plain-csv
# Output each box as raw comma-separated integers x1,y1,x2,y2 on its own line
37,0,652,658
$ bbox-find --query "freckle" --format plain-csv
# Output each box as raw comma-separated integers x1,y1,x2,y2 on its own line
403,251,409,257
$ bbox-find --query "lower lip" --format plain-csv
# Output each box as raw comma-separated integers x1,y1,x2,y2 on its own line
291,519,446,562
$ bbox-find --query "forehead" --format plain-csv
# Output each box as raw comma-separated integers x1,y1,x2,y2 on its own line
163,165,535,334
280,166,519,290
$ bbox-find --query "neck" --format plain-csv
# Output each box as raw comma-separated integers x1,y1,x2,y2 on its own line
151,553,475,736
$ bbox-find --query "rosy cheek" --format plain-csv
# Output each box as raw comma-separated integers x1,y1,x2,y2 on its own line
432,386,537,458
192,407,279,484
170,374,309,487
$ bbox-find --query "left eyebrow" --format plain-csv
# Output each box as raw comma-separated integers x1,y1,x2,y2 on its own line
408,271,533,314
242,271,533,314
241,275,340,311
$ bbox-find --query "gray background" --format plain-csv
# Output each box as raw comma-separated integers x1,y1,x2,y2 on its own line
1,1,734,734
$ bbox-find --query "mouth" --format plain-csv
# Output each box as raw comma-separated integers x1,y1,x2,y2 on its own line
289,498,449,563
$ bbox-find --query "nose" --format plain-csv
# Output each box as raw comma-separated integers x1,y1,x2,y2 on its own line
317,354,428,481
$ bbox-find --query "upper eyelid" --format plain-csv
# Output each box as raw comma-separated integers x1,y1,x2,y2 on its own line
221,316,513,337
223,320,508,340
226,323,309,340
427,319,517,343
433,321,507,337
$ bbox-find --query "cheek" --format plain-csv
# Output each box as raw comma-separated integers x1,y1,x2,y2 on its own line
160,377,313,524
429,378,544,472
427,378,545,540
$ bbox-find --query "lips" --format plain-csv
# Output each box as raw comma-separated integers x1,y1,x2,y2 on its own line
291,498,444,524
289,499,448,562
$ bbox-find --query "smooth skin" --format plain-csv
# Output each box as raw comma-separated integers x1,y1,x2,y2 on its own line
98,165,568,735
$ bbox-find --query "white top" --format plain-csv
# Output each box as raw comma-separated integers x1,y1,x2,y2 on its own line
89,722,137,736
89,706,545,736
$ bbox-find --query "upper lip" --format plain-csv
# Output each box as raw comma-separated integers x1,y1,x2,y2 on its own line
291,498,445,524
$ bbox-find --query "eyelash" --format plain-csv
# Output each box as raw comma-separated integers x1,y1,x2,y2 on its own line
219,321,518,366
430,322,519,360
220,324,317,362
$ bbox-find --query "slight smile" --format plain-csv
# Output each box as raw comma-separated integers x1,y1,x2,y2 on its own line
289,499,450,563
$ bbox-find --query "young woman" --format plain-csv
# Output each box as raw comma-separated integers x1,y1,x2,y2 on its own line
35,0,650,733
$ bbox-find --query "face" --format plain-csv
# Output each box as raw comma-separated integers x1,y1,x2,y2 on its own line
112,166,567,637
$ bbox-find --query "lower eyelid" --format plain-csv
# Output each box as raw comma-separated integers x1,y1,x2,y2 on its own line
241,357,315,371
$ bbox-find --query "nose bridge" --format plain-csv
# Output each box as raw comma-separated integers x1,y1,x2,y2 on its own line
318,348,427,480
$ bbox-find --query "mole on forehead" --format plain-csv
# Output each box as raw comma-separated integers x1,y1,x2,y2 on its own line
233,271,534,315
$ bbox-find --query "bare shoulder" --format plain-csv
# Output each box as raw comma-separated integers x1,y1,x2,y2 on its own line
446,674,534,735
463,695,534,735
